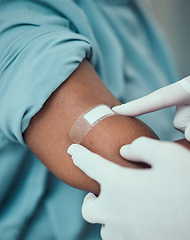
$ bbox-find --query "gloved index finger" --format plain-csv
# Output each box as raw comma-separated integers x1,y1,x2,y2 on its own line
68,144,117,184
113,81,190,117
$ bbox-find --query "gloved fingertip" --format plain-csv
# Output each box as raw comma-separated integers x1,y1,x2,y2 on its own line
112,104,125,113
120,145,130,157
67,144,80,155
185,125,190,142
84,192,97,203
185,133,190,142
113,103,139,116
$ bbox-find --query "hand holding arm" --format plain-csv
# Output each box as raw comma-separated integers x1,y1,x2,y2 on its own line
68,138,190,240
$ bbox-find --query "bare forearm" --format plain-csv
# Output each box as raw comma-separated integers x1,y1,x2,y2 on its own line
24,60,158,195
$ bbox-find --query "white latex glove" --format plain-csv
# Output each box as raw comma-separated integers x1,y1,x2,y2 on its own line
112,76,190,141
68,138,190,240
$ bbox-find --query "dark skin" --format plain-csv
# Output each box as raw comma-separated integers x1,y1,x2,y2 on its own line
24,60,190,195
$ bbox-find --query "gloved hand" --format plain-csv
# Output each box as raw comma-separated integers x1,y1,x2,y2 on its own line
68,137,190,240
112,76,190,141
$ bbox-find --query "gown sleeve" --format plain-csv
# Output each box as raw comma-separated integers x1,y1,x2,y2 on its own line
0,0,93,144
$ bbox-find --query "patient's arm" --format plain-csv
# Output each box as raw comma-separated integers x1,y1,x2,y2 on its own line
175,139,190,150
24,60,158,195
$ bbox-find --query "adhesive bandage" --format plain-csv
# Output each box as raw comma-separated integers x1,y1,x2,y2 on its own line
69,104,116,143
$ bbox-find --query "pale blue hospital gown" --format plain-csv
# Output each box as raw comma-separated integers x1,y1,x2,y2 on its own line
0,0,182,239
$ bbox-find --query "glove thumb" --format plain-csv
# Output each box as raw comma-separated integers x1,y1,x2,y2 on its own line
185,124,190,142
82,193,104,224
120,137,164,167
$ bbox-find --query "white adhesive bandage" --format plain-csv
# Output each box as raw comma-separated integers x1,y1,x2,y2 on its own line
69,104,116,143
